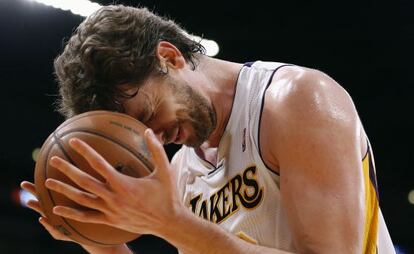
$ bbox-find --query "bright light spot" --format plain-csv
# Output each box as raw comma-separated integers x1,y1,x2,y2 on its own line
27,0,220,56
32,148,41,162
28,0,101,17
408,190,414,205
19,189,37,207
395,244,407,254
201,39,220,57
190,35,220,57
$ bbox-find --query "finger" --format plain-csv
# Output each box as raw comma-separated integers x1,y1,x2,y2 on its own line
21,181,37,197
26,199,46,217
144,129,170,172
68,138,118,181
49,156,110,199
53,206,108,225
39,217,71,241
45,178,105,211
21,181,44,216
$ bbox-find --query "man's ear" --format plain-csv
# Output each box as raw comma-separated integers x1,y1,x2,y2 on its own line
156,41,186,70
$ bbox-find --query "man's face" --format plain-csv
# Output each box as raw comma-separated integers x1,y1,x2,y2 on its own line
122,75,216,147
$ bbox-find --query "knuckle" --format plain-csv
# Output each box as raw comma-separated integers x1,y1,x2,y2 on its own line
94,159,107,170
78,192,90,203
89,194,102,207
77,178,91,189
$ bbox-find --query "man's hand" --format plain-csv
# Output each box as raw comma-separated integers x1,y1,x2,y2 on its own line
20,181,74,242
44,128,184,236
20,181,132,254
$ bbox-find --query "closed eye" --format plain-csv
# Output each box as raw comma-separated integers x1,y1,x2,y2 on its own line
137,109,156,124
135,91,157,124
143,112,155,123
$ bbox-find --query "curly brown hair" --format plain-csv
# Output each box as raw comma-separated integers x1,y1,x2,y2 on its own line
54,5,205,118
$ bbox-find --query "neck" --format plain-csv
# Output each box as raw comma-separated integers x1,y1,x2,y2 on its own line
197,57,243,148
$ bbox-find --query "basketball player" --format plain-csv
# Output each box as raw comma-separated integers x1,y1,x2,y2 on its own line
21,5,395,254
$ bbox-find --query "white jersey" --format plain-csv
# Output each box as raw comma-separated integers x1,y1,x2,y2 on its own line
172,61,395,253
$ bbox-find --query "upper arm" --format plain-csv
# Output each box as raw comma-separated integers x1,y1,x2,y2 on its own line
263,67,365,253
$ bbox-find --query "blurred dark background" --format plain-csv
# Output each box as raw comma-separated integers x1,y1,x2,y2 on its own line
0,0,412,253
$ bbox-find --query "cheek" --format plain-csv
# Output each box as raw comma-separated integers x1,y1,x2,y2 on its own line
147,102,181,132
161,100,183,122
176,108,190,121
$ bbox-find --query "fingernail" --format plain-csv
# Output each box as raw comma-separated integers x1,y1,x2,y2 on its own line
44,179,52,188
49,156,58,166
145,128,154,138
53,206,62,215
69,138,78,146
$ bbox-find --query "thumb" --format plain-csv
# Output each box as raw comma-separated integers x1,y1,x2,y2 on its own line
144,128,171,177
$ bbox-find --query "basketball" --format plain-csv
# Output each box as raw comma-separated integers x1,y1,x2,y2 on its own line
34,110,154,246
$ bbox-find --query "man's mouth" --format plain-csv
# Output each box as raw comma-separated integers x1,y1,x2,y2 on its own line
163,123,187,145
164,125,180,145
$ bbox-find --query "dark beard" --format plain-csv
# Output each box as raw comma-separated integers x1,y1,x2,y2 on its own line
175,85,216,147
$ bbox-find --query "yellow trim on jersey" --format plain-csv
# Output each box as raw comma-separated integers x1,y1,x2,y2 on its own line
362,151,379,254
236,231,258,245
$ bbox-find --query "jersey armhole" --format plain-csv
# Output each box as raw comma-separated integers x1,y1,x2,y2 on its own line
257,64,294,176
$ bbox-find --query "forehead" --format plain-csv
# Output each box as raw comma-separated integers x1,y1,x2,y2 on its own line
120,77,170,116
121,85,152,116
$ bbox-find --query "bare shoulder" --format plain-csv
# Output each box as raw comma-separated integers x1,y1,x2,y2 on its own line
260,65,363,172
264,65,356,119
261,66,369,253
